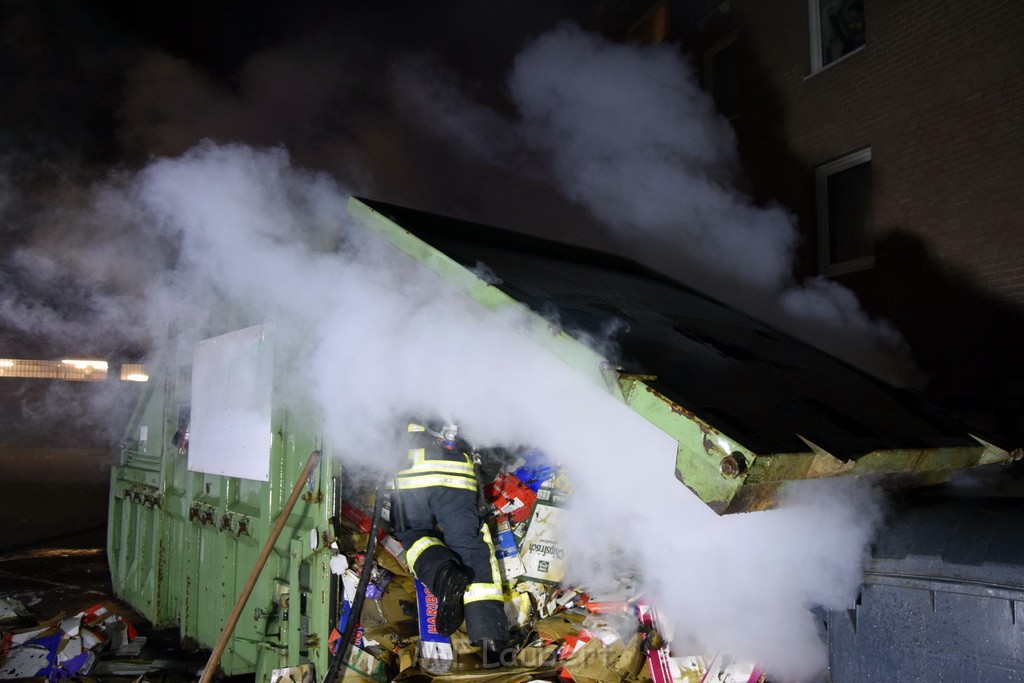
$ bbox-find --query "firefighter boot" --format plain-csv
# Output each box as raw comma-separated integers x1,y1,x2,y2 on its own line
478,638,515,669
433,562,470,637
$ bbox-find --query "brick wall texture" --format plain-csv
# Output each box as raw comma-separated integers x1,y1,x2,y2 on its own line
694,0,1024,436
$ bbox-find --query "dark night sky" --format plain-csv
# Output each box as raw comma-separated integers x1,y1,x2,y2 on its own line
0,1,599,170
0,1,942,392
0,2,623,449
0,1,612,357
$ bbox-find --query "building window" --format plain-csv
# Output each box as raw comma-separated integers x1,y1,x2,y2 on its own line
705,33,740,119
0,358,147,381
0,358,109,381
119,363,150,382
816,148,874,275
809,0,865,72
627,1,670,45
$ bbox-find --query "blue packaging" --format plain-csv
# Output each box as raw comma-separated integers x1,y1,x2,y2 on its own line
494,518,519,559
513,448,556,493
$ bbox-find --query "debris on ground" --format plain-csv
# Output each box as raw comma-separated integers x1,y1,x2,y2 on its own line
0,594,206,683
0,452,766,682
0,599,32,627
0,601,140,680
331,449,768,682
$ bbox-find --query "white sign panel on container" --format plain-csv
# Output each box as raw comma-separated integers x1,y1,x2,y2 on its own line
188,324,273,481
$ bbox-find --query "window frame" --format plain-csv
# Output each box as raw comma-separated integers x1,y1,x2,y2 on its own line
704,32,740,120
816,147,875,276
808,0,866,74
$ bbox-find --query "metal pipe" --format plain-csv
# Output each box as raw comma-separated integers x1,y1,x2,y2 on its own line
391,476,407,533
199,449,322,683
323,479,386,683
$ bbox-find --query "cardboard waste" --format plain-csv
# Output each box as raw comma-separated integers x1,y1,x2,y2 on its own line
0,601,139,681
328,449,768,683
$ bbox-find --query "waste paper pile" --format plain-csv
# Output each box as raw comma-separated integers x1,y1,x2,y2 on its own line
325,449,767,683
0,600,142,681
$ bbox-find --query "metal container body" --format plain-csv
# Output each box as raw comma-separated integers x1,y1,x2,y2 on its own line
107,197,1019,682
348,197,1018,514
108,326,337,680
823,496,1024,681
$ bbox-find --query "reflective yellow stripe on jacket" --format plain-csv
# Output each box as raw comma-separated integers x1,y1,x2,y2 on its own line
394,447,477,492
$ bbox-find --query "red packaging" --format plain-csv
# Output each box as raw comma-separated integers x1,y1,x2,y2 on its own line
484,473,538,524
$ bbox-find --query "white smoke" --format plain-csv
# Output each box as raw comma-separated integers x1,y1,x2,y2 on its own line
0,19,903,682
0,136,884,680
510,29,794,292
40,143,872,681
395,23,920,388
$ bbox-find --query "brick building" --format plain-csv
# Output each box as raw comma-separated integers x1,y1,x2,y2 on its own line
600,0,1024,443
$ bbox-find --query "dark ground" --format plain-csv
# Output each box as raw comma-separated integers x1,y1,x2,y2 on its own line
0,446,115,618
0,448,211,682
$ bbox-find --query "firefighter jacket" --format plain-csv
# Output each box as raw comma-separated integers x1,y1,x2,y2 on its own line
393,442,477,492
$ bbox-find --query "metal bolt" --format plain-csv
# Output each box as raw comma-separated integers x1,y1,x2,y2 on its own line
720,452,747,479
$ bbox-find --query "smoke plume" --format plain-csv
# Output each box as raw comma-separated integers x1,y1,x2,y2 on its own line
396,23,921,387
3,143,884,679
0,14,902,681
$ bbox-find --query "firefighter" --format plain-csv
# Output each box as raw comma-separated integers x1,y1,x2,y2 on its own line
390,420,513,667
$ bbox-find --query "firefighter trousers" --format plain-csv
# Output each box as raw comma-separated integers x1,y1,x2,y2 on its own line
394,486,509,644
